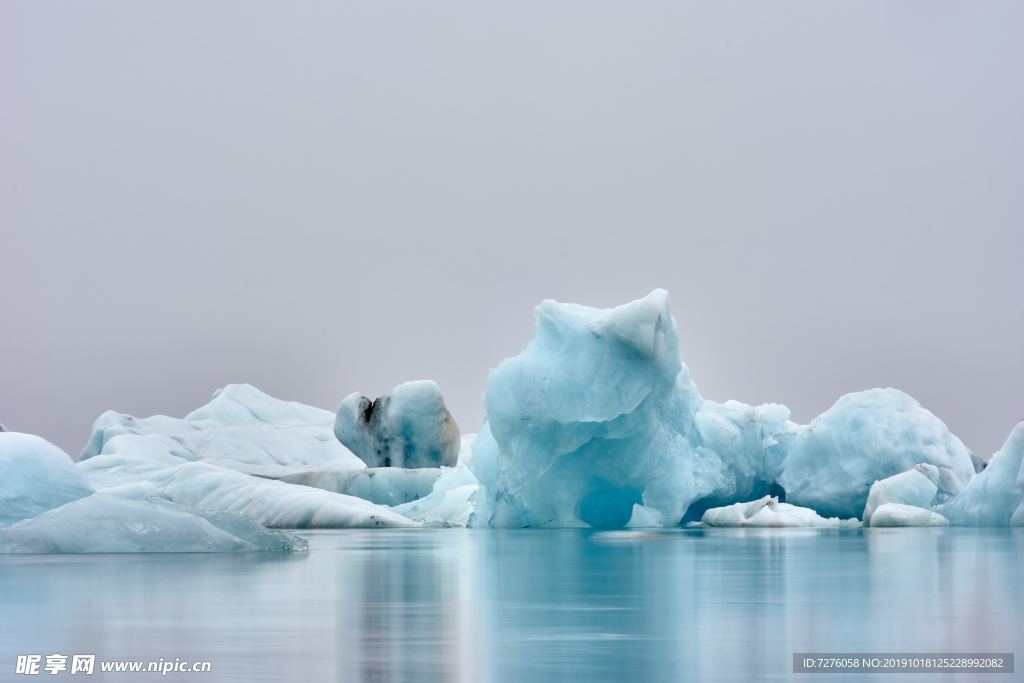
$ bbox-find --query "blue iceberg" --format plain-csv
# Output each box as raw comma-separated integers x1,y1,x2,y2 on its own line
467,290,795,528
778,389,975,519
939,422,1024,526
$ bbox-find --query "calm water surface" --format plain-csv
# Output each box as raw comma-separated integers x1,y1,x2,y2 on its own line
1,528,1021,682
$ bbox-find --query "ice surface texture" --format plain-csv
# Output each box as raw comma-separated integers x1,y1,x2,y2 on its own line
778,389,975,519
80,458,416,528
335,380,460,468
81,383,364,475
939,422,1024,525
259,467,442,506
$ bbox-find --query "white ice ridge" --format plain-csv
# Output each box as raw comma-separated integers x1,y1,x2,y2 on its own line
938,422,1024,526
80,383,364,475
701,496,860,528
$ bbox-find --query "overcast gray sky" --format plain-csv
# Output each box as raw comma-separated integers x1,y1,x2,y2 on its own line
2,1,1021,458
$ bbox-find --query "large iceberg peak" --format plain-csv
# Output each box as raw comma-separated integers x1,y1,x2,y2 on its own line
468,289,791,528
538,288,681,375
488,289,690,431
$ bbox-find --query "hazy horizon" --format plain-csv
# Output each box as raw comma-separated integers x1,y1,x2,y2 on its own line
2,1,1022,458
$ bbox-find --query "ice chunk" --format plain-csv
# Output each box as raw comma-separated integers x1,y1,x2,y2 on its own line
778,389,975,519
939,422,1024,526
701,496,859,528
334,380,460,468
0,433,93,526
0,493,306,553
394,467,481,527
869,503,949,527
258,467,442,506
79,456,417,528
469,290,794,528
80,384,364,474
863,464,940,526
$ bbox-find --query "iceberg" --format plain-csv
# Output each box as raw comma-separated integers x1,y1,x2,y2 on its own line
80,383,364,475
0,433,93,526
869,503,949,527
862,464,939,526
702,496,859,528
777,389,975,519
75,385,418,528
468,290,795,528
939,422,1024,526
0,493,307,553
334,380,460,468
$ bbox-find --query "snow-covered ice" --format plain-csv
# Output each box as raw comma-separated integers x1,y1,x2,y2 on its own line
701,496,859,528
335,380,460,469
777,389,975,519
862,464,939,526
81,384,364,475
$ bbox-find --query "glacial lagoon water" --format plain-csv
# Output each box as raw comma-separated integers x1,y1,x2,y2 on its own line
1,528,1022,682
